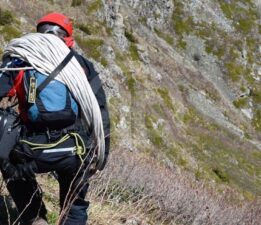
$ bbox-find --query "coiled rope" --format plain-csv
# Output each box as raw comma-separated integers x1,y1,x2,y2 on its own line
3,33,105,170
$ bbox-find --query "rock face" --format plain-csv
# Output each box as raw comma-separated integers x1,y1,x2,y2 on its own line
100,0,261,196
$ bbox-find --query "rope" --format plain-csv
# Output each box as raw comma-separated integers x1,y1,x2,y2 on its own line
0,67,34,71
20,132,86,163
3,33,105,170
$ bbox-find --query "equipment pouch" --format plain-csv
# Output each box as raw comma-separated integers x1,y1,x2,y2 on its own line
0,108,21,160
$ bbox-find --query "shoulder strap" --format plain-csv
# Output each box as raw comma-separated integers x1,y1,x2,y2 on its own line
36,49,74,95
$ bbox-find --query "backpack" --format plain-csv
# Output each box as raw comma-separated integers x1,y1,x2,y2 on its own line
8,50,78,128
23,69,78,127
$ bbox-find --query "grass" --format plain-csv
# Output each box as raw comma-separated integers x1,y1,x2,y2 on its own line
0,8,14,25
212,168,229,183
156,88,175,112
125,30,137,43
252,109,261,132
154,28,174,45
76,23,92,35
233,98,248,108
145,114,164,148
185,126,261,195
129,43,140,61
172,1,193,35
218,0,258,34
124,29,140,61
75,35,105,62
71,0,82,7
1,25,22,42
224,62,245,81
87,0,102,14
205,39,225,59
252,87,261,104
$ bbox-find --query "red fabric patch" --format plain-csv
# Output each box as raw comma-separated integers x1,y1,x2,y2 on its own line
7,70,28,122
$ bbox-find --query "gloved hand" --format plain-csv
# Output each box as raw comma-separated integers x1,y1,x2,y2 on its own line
1,160,36,181
16,161,37,180
1,160,23,180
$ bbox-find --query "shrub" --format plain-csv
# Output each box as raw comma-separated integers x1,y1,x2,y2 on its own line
75,35,104,61
76,23,92,35
87,0,102,13
0,8,14,25
71,0,82,7
233,98,248,108
1,25,22,42
125,30,137,43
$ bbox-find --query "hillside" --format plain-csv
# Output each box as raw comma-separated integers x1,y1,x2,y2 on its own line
0,0,260,224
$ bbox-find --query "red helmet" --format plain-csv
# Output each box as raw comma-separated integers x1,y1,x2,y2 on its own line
37,12,73,37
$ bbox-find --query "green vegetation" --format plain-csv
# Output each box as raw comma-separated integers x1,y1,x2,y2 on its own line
76,23,92,35
145,114,164,148
218,1,258,34
154,28,174,45
156,88,175,112
166,144,189,168
1,25,22,42
47,212,59,224
129,43,140,61
182,107,198,124
71,0,82,7
115,52,137,95
205,39,225,59
212,168,229,183
87,0,102,13
252,87,261,104
225,62,245,81
138,16,147,24
176,38,187,49
124,30,140,61
252,109,261,132
127,76,136,96
125,30,137,43
75,35,108,66
184,125,261,195
233,97,248,108
0,8,14,25
172,1,193,35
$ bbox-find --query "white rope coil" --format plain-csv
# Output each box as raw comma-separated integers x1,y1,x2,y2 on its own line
3,33,105,170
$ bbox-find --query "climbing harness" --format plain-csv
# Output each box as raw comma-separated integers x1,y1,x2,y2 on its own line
4,33,105,170
20,132,86,163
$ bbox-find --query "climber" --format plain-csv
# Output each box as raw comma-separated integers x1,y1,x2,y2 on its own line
0,12,110,225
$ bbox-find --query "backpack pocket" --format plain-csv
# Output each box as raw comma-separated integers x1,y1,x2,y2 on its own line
24,70,78,127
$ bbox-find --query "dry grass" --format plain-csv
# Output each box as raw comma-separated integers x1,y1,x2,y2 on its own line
1,149,261,225
88,149,261,225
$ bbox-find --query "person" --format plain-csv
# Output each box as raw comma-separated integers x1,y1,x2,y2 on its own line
0,12,110,225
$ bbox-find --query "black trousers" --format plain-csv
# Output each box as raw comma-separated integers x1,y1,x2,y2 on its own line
1,132,90,225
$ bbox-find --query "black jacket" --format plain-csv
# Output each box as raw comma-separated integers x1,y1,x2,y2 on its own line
0,51,110,169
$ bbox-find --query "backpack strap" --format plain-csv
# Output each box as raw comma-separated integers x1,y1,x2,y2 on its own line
36,49,74,95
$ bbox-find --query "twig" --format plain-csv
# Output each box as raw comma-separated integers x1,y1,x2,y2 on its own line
3,195,11,225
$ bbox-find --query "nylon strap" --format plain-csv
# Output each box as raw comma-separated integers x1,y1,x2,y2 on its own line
36,49,74,95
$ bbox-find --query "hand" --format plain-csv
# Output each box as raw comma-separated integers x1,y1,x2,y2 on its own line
1,160,23,180
16,161,37,180
1,160,36,181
